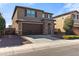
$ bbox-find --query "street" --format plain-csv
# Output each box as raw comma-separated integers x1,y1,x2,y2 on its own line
13,44,79,56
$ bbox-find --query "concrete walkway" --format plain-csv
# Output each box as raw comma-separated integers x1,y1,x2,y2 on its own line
0,35,79,55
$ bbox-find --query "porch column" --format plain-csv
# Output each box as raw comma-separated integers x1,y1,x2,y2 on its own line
50,21,54,35
43,20,48,35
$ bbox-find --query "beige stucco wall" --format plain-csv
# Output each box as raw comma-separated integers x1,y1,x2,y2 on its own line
17,8,43,20
54,14,72,32
12,9,19,34
17,8,25,19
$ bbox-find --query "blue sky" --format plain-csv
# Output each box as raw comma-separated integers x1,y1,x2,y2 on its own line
0,3,79,27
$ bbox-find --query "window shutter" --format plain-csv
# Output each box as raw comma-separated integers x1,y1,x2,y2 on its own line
24,9,27,16
45,14,48,18
35,11,37,17
78,15,79,19
77,15,78,19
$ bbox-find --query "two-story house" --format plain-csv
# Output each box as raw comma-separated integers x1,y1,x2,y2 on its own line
12,6,54,35
53,10,79,35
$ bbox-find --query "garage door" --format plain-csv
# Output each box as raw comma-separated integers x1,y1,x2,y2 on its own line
72,27,79,35
22,23,43,35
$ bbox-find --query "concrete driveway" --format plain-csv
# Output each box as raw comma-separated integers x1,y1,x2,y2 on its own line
22,35,57,43
22,35,79,44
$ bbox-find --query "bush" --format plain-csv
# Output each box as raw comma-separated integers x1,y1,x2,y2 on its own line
63,16,74,35
0,14,5,36
63,35,79,39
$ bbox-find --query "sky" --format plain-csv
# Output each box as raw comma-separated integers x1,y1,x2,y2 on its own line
0,3,79,27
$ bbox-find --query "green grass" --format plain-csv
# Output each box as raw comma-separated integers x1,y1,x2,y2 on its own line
63,35,79,39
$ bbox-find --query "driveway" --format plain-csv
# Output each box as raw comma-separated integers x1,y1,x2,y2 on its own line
0,35,31,48
22,35,57,43
21,35,79,44
22,35,79,44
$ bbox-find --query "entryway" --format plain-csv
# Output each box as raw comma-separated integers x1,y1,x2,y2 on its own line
48,23,51,34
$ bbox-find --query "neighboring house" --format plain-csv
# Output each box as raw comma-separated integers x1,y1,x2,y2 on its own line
8,25,12,28
12,6,54,35
53,10,79,35
5,25,15,35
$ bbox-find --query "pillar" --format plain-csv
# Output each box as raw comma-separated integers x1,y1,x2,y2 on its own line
43,20,48,35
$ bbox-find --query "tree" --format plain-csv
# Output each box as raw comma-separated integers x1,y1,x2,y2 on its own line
0,14,5,36
63,16,74,35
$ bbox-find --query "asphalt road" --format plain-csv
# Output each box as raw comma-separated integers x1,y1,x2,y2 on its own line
13,44,79,56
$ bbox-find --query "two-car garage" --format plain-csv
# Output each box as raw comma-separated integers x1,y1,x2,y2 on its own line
22,23,43,35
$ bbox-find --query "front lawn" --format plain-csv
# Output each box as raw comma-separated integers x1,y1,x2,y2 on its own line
63,35,79,39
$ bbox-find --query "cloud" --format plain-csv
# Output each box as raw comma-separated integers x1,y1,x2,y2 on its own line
14,3,35,7
63,3,79,11
54,3,79,16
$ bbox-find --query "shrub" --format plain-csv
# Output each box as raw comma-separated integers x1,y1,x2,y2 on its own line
0,15,5,36
63,35,79,39
63,16,74,35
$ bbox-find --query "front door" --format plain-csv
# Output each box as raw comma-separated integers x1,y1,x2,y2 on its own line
48,23,51,34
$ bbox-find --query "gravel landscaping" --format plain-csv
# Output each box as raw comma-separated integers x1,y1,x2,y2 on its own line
0,35,31,48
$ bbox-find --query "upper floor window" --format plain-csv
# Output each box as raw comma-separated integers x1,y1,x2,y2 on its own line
25,9,35,17
72,14,75,19
48,14,51,19
45,14,48,18
31,10,35,16
42,13,51,19
42,13,45,18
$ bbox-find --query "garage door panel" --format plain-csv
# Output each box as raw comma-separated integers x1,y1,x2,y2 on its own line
22,23,43,35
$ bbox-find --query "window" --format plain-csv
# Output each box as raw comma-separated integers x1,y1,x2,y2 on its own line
44,14,48,18
44,14,46,18
27,9,31,16
72,14,75,19
31,10,35,16
45,14,51,19
26,9,35,17
42,13,52,19
42,13,45,18
77,15,79,19
48,14,51,19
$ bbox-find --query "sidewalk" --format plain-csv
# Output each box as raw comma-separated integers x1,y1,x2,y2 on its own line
0,39,79,55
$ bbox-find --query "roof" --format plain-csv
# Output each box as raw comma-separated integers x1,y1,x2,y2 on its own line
44,12,53,14
53,10,79,18
12,6,53,19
